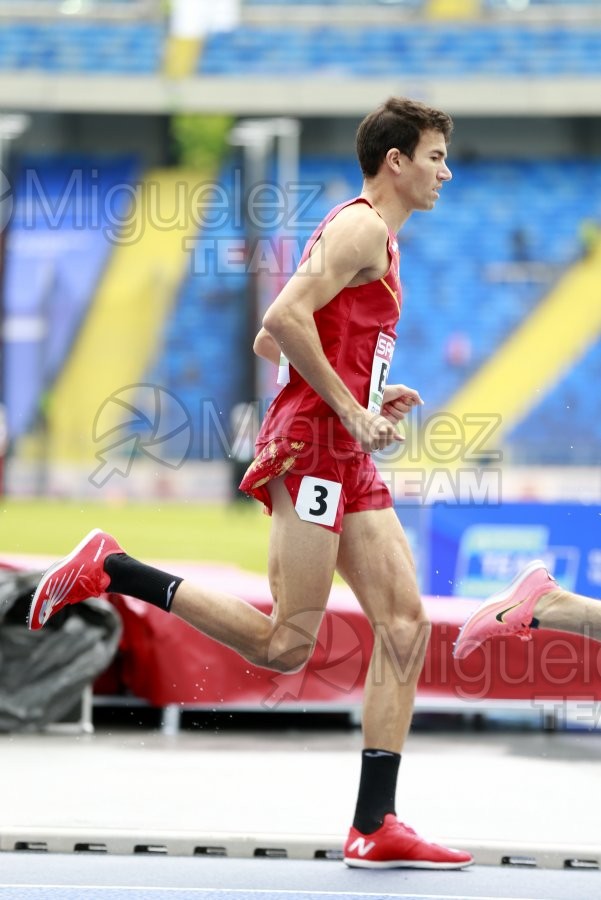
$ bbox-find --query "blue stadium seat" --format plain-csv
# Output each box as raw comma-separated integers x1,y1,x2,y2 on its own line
5,155,141,439
143,163,249,459
0,21,164,73
246,0,600,5
246,0,424,6
198,22,601,77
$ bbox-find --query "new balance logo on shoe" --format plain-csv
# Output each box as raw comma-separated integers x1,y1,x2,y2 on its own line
344,814,473,869
348,837,376,857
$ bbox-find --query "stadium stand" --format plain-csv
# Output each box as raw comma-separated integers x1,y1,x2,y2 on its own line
246,0,601,7
485,0,600,7
3,1,600,468
145,163,248,460
0,20,165,73
246,0,424,6
509,340,601,464
45,168,204,466
0,0,160,9
394,158,601,405
198,22,601,77
4,155,140,440
145,153,601,464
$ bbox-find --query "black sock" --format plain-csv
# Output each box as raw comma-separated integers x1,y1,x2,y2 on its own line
352,748,401,834
104,553,183,612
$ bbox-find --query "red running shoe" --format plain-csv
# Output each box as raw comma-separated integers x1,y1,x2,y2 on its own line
343,814,473,869
28,528,123,631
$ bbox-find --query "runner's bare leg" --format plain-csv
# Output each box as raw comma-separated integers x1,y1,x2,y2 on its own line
336,507,430,751
171,477,339,671
534,589,601,643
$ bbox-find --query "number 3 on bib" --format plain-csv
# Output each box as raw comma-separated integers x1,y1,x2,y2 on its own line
295,476,342,528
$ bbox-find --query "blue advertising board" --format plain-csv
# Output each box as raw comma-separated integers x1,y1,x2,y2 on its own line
427,503,601,599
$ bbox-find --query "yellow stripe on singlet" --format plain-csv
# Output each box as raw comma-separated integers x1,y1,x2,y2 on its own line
379,277,400,314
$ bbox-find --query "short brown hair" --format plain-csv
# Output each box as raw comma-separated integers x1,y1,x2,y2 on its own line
356,97,453,178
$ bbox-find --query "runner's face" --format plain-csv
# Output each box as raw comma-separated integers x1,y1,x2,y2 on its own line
403,129,452,211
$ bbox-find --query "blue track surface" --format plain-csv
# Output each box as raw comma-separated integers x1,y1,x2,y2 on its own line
1,855,600,900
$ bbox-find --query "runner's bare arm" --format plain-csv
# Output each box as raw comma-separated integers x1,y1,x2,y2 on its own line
262,204,402,452
253,328,281,365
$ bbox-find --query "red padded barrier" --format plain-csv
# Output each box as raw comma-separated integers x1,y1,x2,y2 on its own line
4,557,600,710
101,563,601,709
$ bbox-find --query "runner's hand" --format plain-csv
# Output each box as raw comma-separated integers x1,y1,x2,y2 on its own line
381,384,423,425
341,408,404,453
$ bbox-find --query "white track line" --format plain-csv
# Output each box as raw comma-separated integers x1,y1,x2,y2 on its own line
0,886,545,900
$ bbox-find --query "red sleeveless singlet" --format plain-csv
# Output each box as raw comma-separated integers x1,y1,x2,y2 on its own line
256,196,402,452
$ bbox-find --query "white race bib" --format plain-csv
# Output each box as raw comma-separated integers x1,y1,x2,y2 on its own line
367,332,396,414
295,476,342,528
277,352,290,386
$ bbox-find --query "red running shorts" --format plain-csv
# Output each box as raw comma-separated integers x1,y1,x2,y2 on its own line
239,437,392,534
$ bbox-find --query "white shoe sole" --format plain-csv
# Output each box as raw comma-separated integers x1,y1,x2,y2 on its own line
344,856,474,869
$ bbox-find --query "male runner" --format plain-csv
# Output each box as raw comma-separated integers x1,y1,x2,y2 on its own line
29,98,473,869
453,560,601,660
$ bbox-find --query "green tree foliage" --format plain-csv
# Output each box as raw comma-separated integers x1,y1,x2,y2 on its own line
170,115,233,171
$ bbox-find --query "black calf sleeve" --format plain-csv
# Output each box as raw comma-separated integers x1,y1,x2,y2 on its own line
104,553,183,612
352,748,401,834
